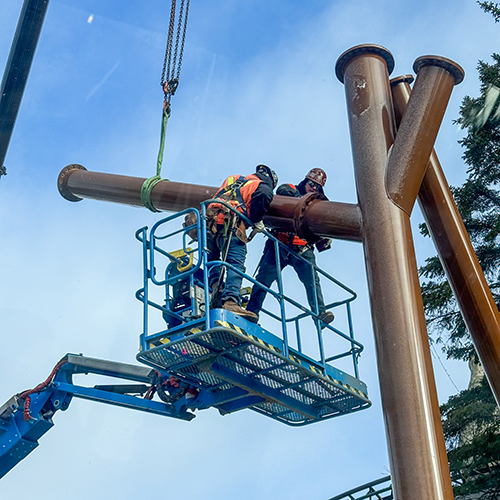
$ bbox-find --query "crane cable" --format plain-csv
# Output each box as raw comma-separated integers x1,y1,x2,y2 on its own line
141,0,190,212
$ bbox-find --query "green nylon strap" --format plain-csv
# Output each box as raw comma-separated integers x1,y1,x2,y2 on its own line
141,108,170,212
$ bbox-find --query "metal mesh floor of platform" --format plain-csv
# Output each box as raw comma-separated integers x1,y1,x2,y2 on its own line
138,317,371,425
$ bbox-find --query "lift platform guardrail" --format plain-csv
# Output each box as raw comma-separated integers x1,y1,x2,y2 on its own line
135,201,371,425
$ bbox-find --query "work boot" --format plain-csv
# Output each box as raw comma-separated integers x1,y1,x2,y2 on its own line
319,311,335,329
222,299,259,322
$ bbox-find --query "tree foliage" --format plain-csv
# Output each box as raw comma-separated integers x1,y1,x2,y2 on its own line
478,1,500,23
441,377,500,498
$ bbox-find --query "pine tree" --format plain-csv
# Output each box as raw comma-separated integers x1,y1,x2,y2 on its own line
441,376,500,498
478,1,500,22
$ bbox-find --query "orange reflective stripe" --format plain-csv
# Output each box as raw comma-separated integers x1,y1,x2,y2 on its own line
277,232,307,246
292,235,308,246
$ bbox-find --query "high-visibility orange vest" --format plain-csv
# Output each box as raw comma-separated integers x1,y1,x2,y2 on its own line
210,174,262,225
277,184,308,246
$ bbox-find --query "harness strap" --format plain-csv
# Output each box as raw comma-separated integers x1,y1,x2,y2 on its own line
276,185,308,246
215,175,256,218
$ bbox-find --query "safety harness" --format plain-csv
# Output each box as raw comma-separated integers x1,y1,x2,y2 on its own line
207,174,261,308
276,184,308,247
207,174,261,244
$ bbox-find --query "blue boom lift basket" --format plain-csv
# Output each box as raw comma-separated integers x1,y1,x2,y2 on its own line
135,201,371,425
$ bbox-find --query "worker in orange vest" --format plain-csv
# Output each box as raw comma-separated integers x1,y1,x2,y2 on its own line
206,164,277,321
246,168,334,327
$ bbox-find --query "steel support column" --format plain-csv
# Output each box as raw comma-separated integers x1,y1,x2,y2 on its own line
0,0,50,170
386,57,464,215
391,76,500,407
335,45,453,499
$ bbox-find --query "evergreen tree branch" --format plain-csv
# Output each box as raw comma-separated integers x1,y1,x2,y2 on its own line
478,1,500,22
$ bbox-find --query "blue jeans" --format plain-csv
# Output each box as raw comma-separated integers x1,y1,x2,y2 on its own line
207,229,247,303
246,239,325,317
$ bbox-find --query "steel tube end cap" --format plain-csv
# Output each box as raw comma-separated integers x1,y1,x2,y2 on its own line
58,164,87,202
413,56,465,85
390,74,414,87
335,44,395,83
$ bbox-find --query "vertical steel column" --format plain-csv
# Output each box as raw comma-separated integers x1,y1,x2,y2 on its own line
392,77,500,407
0,0,50,170
335,45,453,499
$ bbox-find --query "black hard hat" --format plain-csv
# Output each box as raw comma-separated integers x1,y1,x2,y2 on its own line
256,164,278,189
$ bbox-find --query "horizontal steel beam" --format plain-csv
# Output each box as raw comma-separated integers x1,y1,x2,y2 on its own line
58,164,363,241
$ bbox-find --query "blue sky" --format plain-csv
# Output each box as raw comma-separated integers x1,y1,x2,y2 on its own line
0,1,498,498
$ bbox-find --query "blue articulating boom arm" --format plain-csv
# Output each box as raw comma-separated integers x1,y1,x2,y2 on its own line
0,353,195,478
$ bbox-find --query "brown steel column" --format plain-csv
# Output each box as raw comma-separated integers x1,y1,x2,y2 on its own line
391,77,500,407
336,45,453,499
58,164,363,241
386,57,464,215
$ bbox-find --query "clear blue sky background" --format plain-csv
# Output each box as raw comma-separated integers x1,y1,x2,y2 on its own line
0,1,497,498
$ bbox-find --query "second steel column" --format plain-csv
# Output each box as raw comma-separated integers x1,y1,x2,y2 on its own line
335,45,453,499
391,76,500,407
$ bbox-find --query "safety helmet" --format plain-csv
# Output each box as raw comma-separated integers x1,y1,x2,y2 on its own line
305,168,327,187
256,164,278,189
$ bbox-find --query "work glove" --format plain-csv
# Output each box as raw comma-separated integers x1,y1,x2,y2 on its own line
183,212,198,241
247,221,265,242
253,221,265,233
315,238,332,253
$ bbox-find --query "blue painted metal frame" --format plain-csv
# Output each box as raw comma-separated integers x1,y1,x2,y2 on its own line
136,202,364,367
138,308,370,425
0,354,195,479
135,203,371,425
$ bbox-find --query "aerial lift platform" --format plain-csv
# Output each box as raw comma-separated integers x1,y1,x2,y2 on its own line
0,202,370,477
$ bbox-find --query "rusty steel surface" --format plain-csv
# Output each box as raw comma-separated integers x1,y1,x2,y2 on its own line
58,164,217,211
386,56,464,216
58,164,363,241
337,45,453,499
391,77,500,407
265,196,362,241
